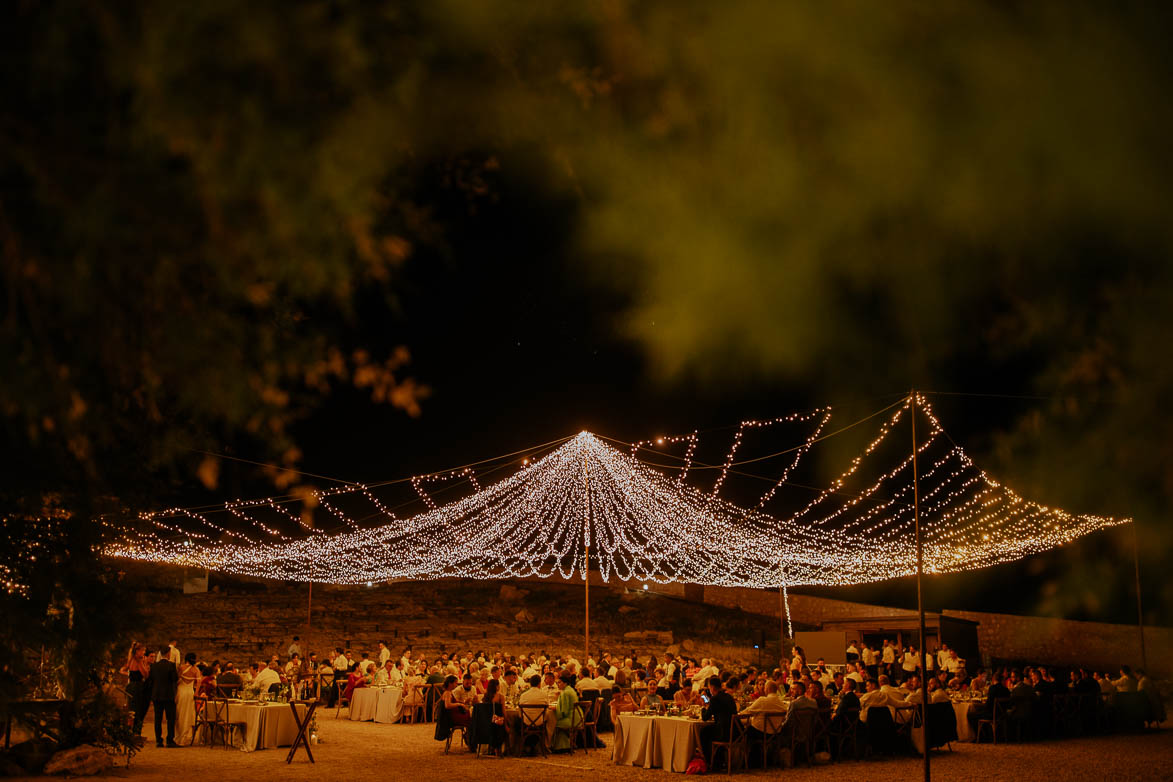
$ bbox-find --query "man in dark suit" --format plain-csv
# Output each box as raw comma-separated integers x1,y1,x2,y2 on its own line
147,643,179,747
700,676,738,759
217,662,243,695
967,671,1011,736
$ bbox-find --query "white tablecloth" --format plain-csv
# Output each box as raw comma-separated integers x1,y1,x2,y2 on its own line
613,714,707,773
201,701,307,752
349,687,404,723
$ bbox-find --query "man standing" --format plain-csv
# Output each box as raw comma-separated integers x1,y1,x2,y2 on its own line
147,644,179,748
287,636,301,659
377,641,390,667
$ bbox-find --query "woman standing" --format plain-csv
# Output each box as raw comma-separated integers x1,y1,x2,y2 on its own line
123,643,153,736
175,652,200,745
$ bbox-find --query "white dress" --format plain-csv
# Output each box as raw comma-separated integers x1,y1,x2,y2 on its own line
175,665,198,745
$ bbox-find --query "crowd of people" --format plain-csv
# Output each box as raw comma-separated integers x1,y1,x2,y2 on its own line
119,633,1165,757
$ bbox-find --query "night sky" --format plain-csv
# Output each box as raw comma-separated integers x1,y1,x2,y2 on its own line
5,2,1170,628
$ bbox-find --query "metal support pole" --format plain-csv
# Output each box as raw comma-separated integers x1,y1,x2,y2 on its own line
911,391,929,782
584,455,591,666
1131,522,1147,672
779,586,786,665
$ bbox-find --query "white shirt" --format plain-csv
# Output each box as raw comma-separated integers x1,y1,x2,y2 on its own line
1112,674,1137,693
882,645,895,664
846,644,859,656
741,693,787,733
333,654,349,671
158,645,181,664
902,652,917,672
931,688,951,703
944,656,961,673
452,685,475,705
847,671,864,683
287,643,300,658
388,666,404,685
862,648,876,666
937,649,949,669
253,667,281,691
378,647,391,666
692,665,718,685
519,687,547,706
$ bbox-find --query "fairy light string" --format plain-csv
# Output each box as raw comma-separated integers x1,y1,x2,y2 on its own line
103,395,1129,588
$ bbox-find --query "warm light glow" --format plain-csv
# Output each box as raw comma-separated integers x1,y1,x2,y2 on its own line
104,396,1129,588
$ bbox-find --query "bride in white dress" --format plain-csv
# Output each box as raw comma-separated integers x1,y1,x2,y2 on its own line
175,653,200,745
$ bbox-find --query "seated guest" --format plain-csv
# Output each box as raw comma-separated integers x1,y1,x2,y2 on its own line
858,679,886,711
342,665,369,701
845,663,864,684
253,660,281,692
809,681,832,711
501,669,523,706
552,673,582,753
441,674,471,728
480,679,507,756
929,678,951,703
834,678,861,721
904,675,925,704
198,665,217,698
542,672,560,703
284,654,302,681
700,676,737,758
967,671,1011,736
640,681,665,711
1008,671,1034,700
674,680,695,708
785,682,817,721
217,663,242,690
740,680,787,738
610,687,637,724
1112,665,1138,693
519,675,548,706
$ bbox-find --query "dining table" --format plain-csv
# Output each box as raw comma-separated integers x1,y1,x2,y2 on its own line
612,713,710,773
349,686,404,723
200,700,308,752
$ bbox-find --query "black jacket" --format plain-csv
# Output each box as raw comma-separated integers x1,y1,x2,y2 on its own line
147,659,178,702
702,691,738,740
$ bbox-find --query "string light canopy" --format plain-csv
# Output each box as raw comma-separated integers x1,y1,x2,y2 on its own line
103,395,1129,588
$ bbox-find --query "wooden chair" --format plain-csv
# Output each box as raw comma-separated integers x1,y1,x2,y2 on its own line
709,713,750,774
190,696,213,746
580,698,602,750
518,703,549,756
402,685,427,724
759,712,788,768
812,707,833,755
975,697,1010,744
203,698,247,749
785,708,817,766
554,702,585,754
830,707,862,760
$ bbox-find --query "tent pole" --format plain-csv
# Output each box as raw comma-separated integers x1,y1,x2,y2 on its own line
911,391,929,781
306,579,313,699
779,586,786,665
1131,522,1147,672
584,454,590,666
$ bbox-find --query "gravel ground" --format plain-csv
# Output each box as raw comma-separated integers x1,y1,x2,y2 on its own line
13,713,1173,781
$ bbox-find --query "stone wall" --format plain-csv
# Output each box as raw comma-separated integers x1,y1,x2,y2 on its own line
941,608,1170,676
126,565,1168,677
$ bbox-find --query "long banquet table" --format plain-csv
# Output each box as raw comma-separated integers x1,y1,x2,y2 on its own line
200,701,308,752
612,713,709,773
349,686,404,723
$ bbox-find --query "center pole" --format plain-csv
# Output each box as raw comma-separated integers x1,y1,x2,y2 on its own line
911,391,929,782
306,579,313,699
1131,522,1147,672
583,454,591,667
